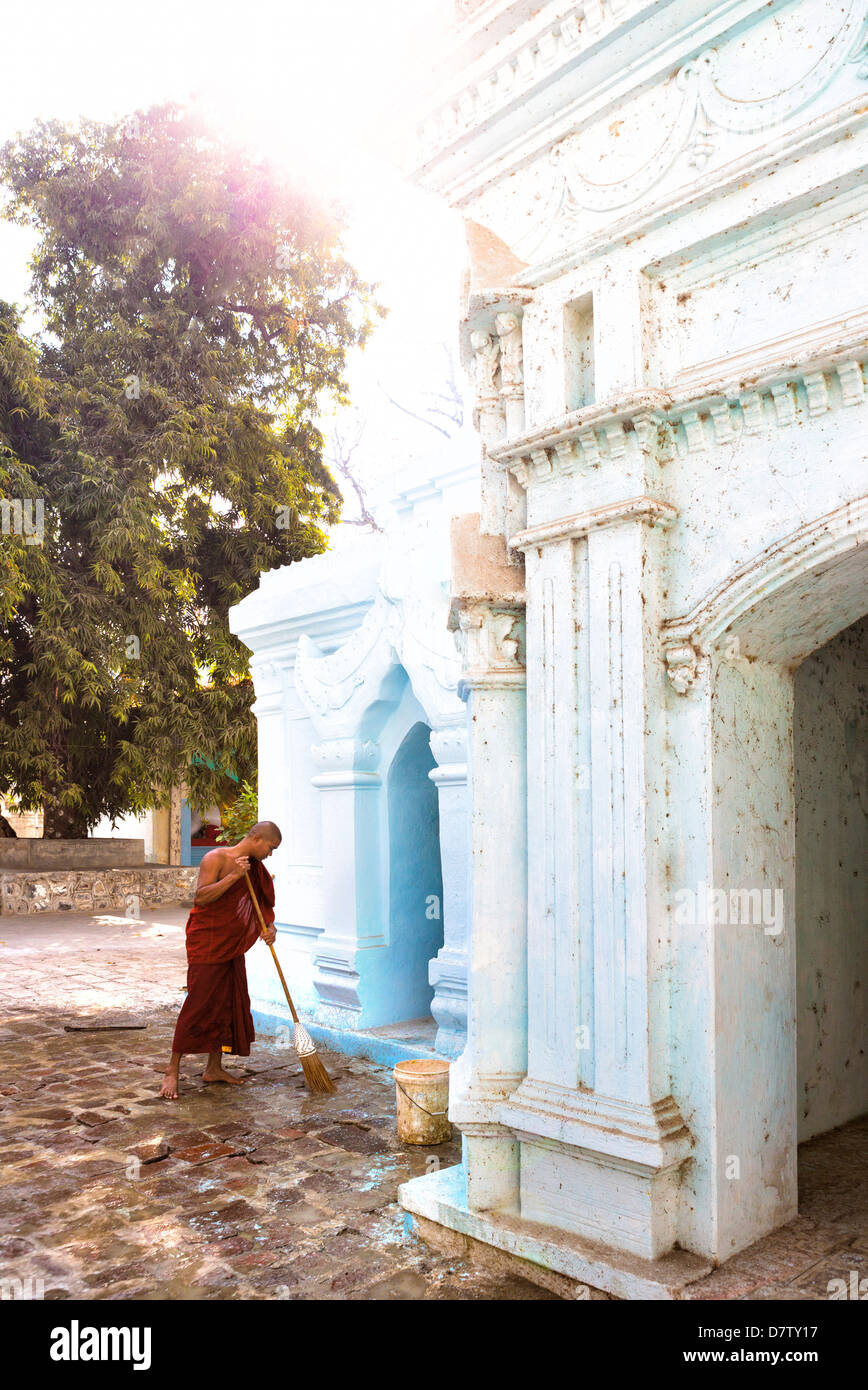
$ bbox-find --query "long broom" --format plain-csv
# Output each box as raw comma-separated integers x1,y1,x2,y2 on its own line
244,871,335,1095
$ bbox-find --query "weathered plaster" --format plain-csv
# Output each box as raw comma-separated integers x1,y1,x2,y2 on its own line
398,0,868,1283
795,614,868,1142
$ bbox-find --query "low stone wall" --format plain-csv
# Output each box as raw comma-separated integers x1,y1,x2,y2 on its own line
0,839,146,870
0,867,198,915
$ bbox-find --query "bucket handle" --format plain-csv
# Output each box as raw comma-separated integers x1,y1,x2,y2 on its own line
395,1078,448,1118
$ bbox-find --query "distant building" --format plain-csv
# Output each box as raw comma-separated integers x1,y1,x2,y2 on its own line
231,462,478,1057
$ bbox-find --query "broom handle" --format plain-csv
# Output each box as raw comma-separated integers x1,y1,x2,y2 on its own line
244,870,300,1024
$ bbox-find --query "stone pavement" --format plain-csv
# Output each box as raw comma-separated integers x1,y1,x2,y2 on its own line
0,908,557,1301
1,908,865,1302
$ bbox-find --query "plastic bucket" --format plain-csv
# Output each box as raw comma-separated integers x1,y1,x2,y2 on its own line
394,1058,451,1145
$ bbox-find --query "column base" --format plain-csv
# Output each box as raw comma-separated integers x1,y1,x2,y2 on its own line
463,1126,520,1213
501,1078,693,1259
516,1135,681,1259
399,1164,713,1300
428,950,467,1059
311,945,363,1028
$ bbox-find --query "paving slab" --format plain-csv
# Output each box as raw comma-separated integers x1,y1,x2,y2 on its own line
0,910,558,1301
2,910,865,1302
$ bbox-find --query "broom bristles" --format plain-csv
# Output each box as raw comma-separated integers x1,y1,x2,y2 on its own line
293,1020,335,1093
299,1049,336,1094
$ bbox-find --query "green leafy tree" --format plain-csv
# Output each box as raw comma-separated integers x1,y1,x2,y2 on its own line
0,105,383,836
216,778,258,845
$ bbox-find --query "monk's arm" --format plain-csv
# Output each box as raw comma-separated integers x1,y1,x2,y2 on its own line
193,851,249,906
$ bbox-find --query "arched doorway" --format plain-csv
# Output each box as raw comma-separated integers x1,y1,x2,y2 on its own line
675,508,868,1260
385,721,444,1028
795,613,868,1144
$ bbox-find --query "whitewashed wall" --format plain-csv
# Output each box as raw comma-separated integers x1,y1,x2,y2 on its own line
399,0,868,1289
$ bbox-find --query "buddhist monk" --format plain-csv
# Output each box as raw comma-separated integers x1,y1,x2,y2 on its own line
160,821,281,1100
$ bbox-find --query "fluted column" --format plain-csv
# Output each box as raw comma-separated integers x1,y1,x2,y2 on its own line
501,500,691,1259
446,517,528,1213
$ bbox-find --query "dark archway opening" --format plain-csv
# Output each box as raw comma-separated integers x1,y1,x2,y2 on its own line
794,610,868,1235
384,721,444,1033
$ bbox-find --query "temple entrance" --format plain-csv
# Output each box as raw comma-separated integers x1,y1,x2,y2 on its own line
700,516,868,1260
378,721,444,1045
794,612,868,1150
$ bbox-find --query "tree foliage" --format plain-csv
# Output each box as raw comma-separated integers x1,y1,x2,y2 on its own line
0,105,384,835
216,778,259,845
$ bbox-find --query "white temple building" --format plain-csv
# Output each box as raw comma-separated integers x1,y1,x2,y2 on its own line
230,454,478,1060
231,0,868,1296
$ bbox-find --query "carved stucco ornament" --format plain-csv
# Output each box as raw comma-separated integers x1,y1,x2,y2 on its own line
469,329,500,402
295,596,397,727
455,602,526,695
494,312,523,393
665,641,700,695
501,0,868,261
295,547,464,736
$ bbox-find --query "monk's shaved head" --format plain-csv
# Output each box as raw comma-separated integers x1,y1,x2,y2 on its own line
250,820,281,842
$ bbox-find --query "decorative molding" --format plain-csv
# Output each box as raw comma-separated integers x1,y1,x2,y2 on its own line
539,61,700,217
295,595,396,729
520,94,868,287
312,948,363,1016
419,0,868,248
490,339,868,487
694,4,866,134
379,562,466,728
310,738,381,789
412,0,847,186
510,496,677,551
649,178,868,299
429,723,469,777
295,561,465,737
413,2,603,166
501,1078,692,1171
662,495,868,685
310,739,380,775
249,656,291,686
673,307,868,395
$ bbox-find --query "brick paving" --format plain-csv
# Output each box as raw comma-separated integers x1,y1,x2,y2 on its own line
682,1115,868,1301
0,908,556,1301
0,907,865,1302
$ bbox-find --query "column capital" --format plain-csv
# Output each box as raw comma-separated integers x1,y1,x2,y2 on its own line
509,495,677,552
448,512,526,696
454,601,526,697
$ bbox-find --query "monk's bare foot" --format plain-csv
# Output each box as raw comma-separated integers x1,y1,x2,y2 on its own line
202,1065,245,1085
160,1071,180,1100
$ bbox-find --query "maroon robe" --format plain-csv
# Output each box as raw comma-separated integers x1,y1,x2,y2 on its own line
171,858,275,1057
